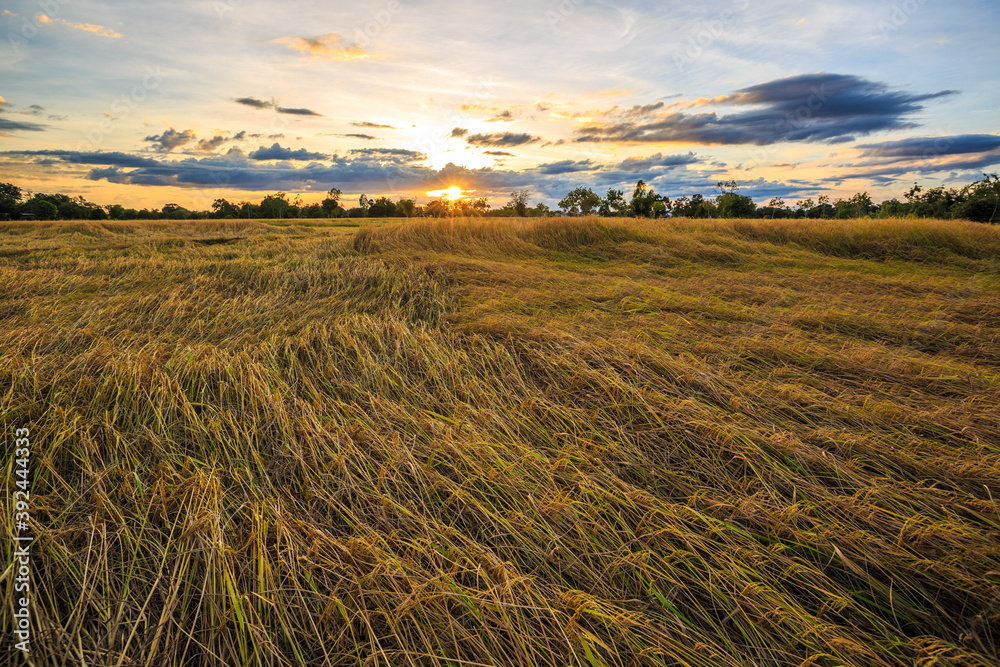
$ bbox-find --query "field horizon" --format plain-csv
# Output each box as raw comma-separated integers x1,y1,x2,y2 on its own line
2,215,999,666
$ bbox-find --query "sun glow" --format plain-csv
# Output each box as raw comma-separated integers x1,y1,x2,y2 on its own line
426,185,467,201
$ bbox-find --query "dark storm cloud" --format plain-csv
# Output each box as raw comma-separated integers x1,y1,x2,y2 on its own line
248,143,328,161
575,74,958,146
465,132,541,147
234,97,322,116
144,128,197,152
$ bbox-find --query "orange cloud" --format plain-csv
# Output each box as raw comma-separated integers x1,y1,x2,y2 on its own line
275,33,368,61
36,15,122,38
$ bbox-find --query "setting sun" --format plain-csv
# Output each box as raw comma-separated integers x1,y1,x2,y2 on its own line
426,185,468,201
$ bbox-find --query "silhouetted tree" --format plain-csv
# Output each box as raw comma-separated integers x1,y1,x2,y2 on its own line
559,187,601,215
630,180,658,217
507,190,530,217
321,187,342,217
715,181,756,218
599,189,627,217
211,198,239,219
260,193,290,219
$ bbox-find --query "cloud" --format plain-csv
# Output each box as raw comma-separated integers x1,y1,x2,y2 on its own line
340,133,377,140
833,134,1000,180
234,97,323,116
857,134,1000,159
348,148,427,163
144,128,197,152
2,148,811,206
0,117,46,133
275,33,367,61
20,104,44,116
4,150,160,168
484,151,515,157
485,110,517,123
465,132,541,148
534,159,598,175
248,143,328,161
235,97,272,110
36,14,122,38
279,107,322,116
460,104,495,113
351,121,397,129
575,73,958,146
610,152,700,172
196,135,227,152
450,128,468,138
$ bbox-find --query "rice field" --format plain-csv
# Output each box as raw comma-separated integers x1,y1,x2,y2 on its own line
1,216,999,666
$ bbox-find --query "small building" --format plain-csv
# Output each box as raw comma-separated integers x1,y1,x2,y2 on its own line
20,213,35,221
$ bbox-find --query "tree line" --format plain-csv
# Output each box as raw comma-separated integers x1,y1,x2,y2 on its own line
1,175,997,223
555,176,999,223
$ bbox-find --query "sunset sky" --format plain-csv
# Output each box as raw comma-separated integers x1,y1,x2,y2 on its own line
1,0,998,210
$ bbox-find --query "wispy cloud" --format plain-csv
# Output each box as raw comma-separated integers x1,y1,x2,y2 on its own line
856,134,1000,159
275,33,368,61
485,110,518,123
834,134,1000,179
234,97,323,117
351,121,397,129
465,132,541,148
0,117,46,133
348,148,427,163
36,14,122,39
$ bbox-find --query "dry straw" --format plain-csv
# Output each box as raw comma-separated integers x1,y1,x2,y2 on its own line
2,216,998,666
